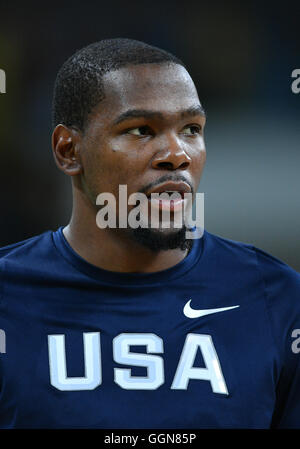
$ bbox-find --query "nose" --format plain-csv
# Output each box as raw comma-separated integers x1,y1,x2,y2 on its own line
151,134,191,171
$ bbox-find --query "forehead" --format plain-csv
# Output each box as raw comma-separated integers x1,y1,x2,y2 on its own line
100,63,201,116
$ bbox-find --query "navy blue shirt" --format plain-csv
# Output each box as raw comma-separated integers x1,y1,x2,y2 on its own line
0,227,300,428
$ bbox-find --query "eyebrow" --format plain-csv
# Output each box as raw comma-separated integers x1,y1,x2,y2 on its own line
112,104,206,126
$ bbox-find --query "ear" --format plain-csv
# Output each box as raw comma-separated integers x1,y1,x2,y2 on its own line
52,124,83,176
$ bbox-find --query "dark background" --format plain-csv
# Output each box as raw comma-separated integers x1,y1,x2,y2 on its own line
0,0,299,269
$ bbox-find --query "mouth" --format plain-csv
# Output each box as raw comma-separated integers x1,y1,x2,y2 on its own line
145,181,191,198
145,181,192,213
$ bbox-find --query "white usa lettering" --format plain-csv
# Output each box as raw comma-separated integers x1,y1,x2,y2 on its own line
48,332,228,394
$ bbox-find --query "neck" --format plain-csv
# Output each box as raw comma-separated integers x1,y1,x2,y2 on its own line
63,188,189,274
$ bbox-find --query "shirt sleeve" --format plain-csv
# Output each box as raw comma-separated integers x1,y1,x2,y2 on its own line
254,247,300,428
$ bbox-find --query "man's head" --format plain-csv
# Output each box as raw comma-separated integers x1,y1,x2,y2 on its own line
52,38,206,252
52,38,186,132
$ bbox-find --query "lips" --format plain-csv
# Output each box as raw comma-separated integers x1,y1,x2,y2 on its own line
145,181,191,199
144,181,192,214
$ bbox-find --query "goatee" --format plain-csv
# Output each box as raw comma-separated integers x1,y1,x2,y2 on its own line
129,225,193,253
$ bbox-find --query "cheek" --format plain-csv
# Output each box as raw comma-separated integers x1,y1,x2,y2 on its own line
195,136,206,164
197,149,206,174
79,144,111,197
199,147,206,167
190,146,206,185
83,144,144,197
108,137,147,181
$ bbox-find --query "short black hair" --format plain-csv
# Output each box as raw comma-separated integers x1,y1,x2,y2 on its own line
52,38,186,132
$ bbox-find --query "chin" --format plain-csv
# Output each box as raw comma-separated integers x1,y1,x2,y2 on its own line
129,226,192,252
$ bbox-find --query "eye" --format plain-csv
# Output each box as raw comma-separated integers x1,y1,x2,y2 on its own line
127,126,152,136
181,125,202,135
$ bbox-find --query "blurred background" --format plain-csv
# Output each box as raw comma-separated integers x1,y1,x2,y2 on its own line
0,0,299,269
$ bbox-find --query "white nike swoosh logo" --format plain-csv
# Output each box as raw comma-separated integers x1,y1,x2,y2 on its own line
183,299,240,319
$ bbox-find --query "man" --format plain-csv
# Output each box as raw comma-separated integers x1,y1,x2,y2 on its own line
0,38,299,429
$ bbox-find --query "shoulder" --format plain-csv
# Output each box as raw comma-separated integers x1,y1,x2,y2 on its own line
203,230,256,257
0,229,54,261
252,244,300,298
204,229,300,284
202,230,262,277
0,230,56,293
204,230,300,348
0,229,58,310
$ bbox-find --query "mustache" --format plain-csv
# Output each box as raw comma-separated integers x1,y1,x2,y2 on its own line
139,174,194,196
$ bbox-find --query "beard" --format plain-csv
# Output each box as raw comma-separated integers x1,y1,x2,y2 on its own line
128,224,193,253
